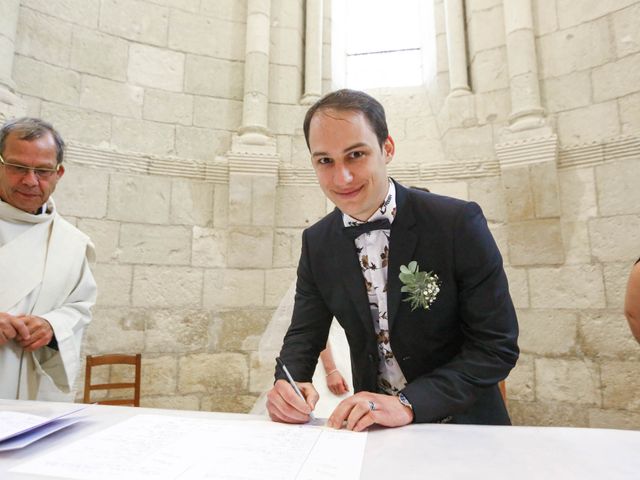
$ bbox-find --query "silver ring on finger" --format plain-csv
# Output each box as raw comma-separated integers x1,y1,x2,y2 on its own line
368,400,376,412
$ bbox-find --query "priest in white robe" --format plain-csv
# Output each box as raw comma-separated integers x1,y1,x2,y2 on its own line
0,117,97,401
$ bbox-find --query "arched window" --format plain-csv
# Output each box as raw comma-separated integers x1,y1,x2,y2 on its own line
332,0,434,89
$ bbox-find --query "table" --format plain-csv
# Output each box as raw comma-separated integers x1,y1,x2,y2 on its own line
1,399,639,479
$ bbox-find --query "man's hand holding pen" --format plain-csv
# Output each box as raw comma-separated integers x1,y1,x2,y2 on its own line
268,358,413,430
266,379,319,423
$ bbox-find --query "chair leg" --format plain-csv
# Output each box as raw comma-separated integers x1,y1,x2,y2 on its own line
83,356,92,404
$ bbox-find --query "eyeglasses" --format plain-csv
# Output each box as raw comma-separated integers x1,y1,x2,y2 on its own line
0,153,61,180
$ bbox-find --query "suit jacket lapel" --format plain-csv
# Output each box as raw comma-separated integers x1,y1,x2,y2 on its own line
329,210,378,338
387,182,418,332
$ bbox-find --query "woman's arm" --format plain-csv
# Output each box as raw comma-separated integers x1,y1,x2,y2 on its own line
624,261,640,342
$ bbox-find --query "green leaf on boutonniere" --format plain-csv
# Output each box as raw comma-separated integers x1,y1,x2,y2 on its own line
398,261,441,311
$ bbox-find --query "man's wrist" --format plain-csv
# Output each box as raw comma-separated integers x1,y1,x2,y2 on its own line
41,318,58,350
398,392,414,421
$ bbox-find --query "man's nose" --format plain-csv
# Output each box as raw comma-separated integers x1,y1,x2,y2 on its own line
21,169,39,185
335,164,353,185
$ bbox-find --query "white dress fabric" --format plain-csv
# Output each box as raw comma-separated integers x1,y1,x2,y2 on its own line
250,281,352,418
0,197,97,401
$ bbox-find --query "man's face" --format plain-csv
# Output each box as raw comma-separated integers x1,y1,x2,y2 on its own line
0,131,64,214
308,109,394,222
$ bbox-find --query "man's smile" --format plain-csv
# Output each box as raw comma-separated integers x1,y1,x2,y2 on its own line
333,185,364,198
16,191,40,198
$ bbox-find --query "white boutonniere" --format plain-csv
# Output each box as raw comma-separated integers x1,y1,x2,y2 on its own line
399,261,441,311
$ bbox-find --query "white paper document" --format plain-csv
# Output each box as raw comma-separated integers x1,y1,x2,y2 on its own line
11,414,367,480
0,416,83,452
0,411,54,441
0,405,87,449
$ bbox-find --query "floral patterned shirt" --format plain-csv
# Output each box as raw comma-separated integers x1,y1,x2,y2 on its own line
342,180,407,395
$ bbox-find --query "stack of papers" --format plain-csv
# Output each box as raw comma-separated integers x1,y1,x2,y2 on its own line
0,405,87,452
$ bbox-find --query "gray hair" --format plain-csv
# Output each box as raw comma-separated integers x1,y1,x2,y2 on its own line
0,117,65,164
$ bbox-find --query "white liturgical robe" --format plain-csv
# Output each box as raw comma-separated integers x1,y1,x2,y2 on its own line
0,197,97,401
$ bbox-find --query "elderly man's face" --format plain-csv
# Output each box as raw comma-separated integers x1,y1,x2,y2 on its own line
0,131,64,214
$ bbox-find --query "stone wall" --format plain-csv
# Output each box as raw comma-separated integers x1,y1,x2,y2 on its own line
2,0,639,428
2,0,309,412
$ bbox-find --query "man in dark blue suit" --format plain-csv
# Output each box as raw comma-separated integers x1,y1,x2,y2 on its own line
266,89,519,431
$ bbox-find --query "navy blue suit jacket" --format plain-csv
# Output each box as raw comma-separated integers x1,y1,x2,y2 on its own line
276,180,519,424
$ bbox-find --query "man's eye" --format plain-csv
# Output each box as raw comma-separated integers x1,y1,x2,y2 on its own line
317,157,332,165
8,165,28,174
348,151,364,159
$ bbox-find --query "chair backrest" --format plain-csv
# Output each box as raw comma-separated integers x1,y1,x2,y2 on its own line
83,354,142,407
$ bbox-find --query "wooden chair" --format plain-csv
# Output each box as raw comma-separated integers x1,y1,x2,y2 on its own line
83,354,142,407
499,380,507,406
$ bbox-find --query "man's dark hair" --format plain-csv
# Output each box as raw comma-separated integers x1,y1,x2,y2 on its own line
0,117,65,164
303,89,389,149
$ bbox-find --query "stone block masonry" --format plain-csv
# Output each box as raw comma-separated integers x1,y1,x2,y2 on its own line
3,0,639,427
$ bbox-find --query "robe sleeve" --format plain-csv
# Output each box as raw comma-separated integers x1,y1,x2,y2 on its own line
35,257,97,393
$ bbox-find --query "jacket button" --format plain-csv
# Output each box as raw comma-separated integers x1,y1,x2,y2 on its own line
402,356,412,361
368,354,374,362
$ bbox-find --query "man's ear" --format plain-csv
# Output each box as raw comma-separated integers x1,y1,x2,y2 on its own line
384,136,395,164
56,164,65,180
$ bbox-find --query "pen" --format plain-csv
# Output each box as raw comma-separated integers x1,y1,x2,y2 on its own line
276,357,316,420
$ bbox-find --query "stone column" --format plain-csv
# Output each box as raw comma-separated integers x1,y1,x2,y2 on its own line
301,0,323,104
0,0,23,121
237,0,273,145
496,0,562,267
444,0,470,97
502,0,545,133
227,0,278,260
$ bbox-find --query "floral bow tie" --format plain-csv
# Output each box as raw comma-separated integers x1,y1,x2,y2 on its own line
342,218,391,240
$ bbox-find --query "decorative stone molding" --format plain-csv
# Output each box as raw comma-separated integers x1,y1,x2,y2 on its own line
65,142,229,183
495,135,558,169
278,159,500,187
391,160,502,183
558,133,640,169
388,165,421,186
63,133,640,185
227,152,280,177
278,166,318,185
420,160,501,180
65,140,501,186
